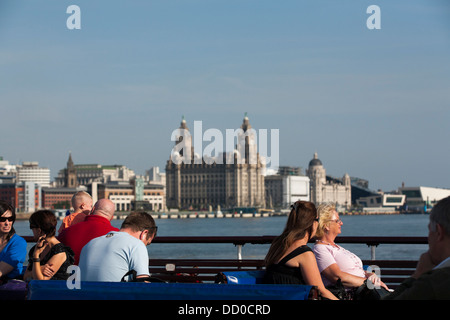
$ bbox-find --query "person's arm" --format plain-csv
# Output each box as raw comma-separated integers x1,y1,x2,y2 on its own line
384,251,436,300
31,253,66,280
0,235,27,278
0,261,14,278
299,252,339,300
30,237,67,280
130,244,150,279
412,251,435,279
31,251,67,280
321,263,365,288
314,245,361,288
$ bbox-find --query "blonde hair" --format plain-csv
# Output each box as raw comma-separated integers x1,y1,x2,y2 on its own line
71,191,93,208
315,203,337,238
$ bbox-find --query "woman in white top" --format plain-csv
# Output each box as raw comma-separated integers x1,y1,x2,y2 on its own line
313,204,389,291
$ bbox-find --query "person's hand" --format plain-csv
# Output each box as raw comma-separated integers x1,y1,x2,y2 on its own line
42,264,55,278
367,273,390,291
33,236,48,258
412,251,435,279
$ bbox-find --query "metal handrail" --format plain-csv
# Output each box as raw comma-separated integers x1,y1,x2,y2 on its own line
22,235,428,245
149,236,428,260
22,235,428,260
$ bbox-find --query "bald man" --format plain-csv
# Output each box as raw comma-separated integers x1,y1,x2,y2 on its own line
58,199,119,265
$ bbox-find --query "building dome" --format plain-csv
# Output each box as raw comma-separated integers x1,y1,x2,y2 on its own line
309,152,322,167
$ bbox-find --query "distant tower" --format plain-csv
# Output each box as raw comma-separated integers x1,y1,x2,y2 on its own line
343,173,351,208
173,115,193,161
238,112,257,164
307,152,326,204
65,152,78,188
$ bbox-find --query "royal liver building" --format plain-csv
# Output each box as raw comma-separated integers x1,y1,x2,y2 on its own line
165,115,265,210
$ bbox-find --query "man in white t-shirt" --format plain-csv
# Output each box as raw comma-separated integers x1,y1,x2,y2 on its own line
79,211,157,282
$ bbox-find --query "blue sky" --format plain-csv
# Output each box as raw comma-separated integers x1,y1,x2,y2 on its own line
0,0,449,191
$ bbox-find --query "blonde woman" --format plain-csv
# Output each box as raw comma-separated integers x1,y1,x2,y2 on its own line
263,201,338,300
313,204,389,294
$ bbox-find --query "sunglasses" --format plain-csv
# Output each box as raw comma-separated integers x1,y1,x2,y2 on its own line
0,216,14,222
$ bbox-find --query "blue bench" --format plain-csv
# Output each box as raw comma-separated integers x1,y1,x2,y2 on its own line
27,280,315,300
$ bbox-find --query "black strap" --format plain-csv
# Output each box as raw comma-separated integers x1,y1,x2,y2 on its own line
121,270,166,283
121,270,137,282
278,246,312,265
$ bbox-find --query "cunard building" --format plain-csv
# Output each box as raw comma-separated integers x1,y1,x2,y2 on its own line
165,115,265,210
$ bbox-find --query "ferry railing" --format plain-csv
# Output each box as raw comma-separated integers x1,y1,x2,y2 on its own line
22,235,428,260
151,235,428,260
145,236,427,287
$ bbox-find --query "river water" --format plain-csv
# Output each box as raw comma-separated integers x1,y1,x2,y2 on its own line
14,213,430,261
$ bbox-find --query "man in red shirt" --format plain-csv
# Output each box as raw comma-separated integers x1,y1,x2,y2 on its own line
58,198,119,265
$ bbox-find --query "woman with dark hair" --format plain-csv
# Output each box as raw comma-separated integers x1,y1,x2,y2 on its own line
263,201,338,300
23,210,74,280
0,201,27,282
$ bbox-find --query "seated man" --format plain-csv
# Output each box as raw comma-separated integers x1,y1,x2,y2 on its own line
58,199,118,265
384,196,450,300
78,211,157,282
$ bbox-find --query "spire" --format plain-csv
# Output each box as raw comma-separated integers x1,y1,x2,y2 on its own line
65,151,78,188
67,151,74,168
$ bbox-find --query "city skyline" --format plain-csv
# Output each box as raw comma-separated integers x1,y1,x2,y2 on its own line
1,1,449,192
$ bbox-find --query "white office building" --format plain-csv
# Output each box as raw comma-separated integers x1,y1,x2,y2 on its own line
16,162,51,187
265,167,310,208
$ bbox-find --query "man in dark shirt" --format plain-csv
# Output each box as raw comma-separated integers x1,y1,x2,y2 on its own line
384,196,450,300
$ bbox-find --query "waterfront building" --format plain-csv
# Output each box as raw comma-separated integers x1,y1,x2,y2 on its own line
0,157,16,177
146,166,166,186
356,192,406,213
94,181,165,212
0,159,50,188
398,185,450,212
165,115,265,210
0,182,41,213
16,162,51,187
55,153,136,187
265,166,310,209
51,154,164,212
307,152,351,209
41,187,79,210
